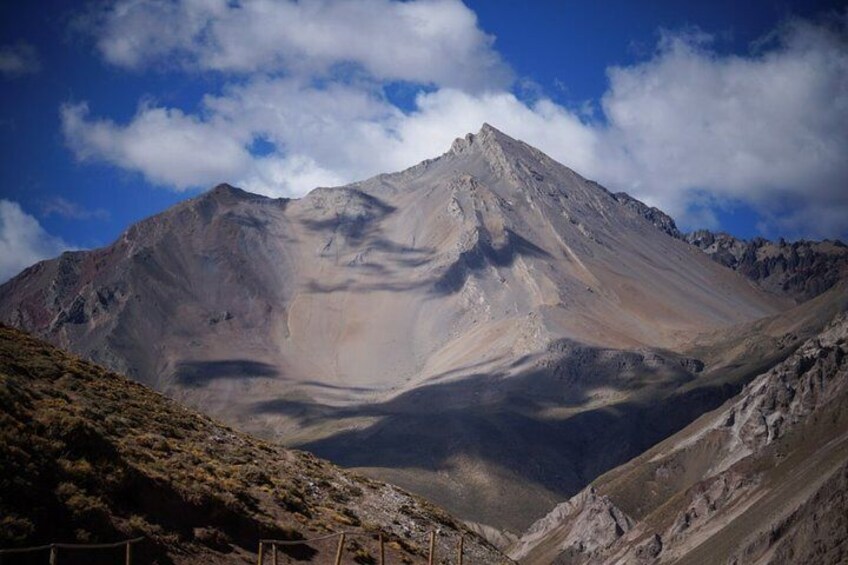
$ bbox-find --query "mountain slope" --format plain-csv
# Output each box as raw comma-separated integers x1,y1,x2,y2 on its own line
511,291,848,564
684,230,848,302
607,198,848,303
0,324,508,564
0,124,787,532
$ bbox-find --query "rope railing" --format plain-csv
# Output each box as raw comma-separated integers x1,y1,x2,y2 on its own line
1,529,468,564
0,537,143,564
258,529,465,565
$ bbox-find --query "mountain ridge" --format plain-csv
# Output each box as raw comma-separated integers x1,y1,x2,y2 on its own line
683,229,848,302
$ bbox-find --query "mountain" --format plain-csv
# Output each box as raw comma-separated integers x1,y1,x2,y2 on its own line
604,198,848,302
510,285,848,564
0,324,509,564
684,230,848,302
0,124,788,532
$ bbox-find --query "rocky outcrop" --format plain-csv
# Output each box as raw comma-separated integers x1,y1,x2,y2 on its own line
510,487,634,564
714,312,848,467
514,311,848,564
684,230,848,302
613,192,681,238
464,521,520,552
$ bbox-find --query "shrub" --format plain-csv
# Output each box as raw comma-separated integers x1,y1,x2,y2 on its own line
58,457,95,481
276,489,311,516
0,515,34,543
193,527,232,551
237,464,271,486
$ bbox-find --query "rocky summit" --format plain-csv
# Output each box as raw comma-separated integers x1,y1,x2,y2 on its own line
0,125,843,544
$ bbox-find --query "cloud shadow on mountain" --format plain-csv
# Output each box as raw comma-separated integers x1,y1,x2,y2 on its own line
174,360,279,387
433,228,552,294
253,344,721,505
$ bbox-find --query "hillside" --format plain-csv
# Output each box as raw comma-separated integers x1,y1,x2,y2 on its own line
0,325,509,564
0,125,787,532
511,286,848,564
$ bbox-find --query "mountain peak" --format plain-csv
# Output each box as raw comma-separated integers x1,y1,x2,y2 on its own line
199,183,273,206
207,183,247,198
449,123,517,154
478,122,511,140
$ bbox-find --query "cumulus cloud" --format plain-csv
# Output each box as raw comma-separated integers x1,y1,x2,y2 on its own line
67,5,848,239
62,102,253,190
0,42,40,77
596,17,848,236
86,0,510,90
204,79,599,194
61,81,600,198
0,200,75,283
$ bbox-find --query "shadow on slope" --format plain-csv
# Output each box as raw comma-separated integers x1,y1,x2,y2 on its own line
254,343,773,530
174,359,279,387
0,325,512,564
297,188,552,297
434,229,552,294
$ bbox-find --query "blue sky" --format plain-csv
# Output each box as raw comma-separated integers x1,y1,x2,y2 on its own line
1,0,846,281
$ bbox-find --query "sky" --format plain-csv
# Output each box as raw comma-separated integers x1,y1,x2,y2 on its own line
1,0,847,282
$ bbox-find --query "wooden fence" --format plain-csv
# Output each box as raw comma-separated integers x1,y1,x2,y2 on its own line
0,530,466,564
258,530,465,565
0,537,143,564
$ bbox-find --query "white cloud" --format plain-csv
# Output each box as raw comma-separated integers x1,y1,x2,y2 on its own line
0,200,75,283
0,42,40,77
68,7,848,239
88,0,510,90
203,79,598,194
61,102,253,190
595,17,848,236
61,80,600,198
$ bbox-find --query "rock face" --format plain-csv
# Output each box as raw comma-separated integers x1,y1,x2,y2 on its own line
612,192,681,238
0,325,510,564
0,124,786,532
514,305,848,564
510,487,634,563
684,230,848,302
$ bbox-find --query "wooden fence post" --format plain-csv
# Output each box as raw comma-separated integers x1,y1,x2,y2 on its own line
334,533,346,565
428,531,435,565
378,533,385,565
125,541,132,565
49,545,58,565
257,541,264,565
458,534,464,565
272,543,278,565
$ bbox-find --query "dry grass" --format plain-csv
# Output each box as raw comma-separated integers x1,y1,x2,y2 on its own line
0,325,509,564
